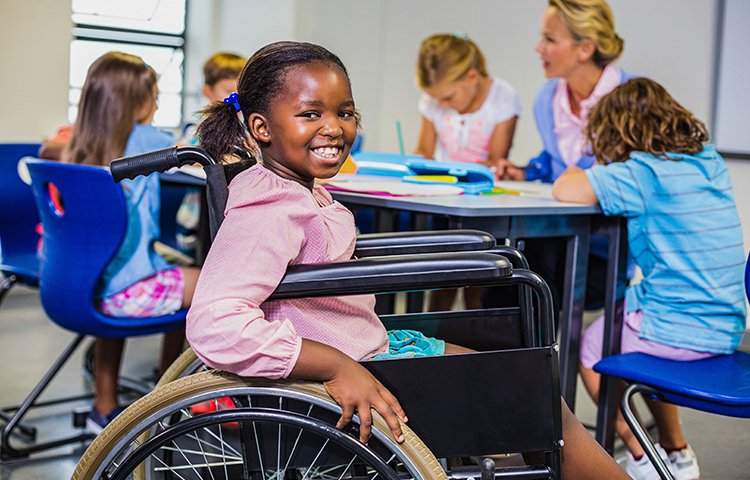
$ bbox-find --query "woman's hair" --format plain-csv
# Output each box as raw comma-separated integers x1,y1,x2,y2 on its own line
197,41,355,163
65,52,157,167
585,78,709,164
416,33,489,89
203,52,246,86
548,0,624,68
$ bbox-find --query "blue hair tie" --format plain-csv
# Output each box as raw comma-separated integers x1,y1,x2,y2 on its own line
454,31,470,40
223,92,241,112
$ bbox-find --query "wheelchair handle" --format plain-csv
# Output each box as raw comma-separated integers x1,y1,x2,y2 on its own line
110,146,216,183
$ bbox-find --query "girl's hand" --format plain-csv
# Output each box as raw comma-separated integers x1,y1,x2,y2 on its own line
291,339,407,445
495,159,526,181
324,359,407,444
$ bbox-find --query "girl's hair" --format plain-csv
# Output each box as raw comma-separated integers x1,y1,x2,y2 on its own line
548,0,624,68
197,41,355,163
65,52,157,167
203,52,246,86
416,33,489,89
585,78,709,164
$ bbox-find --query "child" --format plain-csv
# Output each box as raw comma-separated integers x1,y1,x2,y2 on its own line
63,52,201,433
187,40,630,479
415,33,521,312
552,77,747,480
176,52,250,258
414,32,521,171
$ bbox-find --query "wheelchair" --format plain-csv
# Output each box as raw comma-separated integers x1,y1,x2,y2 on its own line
72,147,563,480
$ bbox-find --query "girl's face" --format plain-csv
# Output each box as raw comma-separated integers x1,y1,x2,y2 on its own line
535,7,587,79
422,70,480,114
137,84,159,124
256,63,357,189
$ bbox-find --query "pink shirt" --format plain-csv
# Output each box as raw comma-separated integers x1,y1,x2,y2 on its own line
186,165,388,379
418,77,521,163
552,65,622,167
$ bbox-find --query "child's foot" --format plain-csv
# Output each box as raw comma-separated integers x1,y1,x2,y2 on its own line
86,406,124,435
666,444,700,480
623,443,671,480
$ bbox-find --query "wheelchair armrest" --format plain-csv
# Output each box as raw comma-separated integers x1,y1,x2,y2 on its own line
268,251,511,300
353,230,495,257
489,245,529,269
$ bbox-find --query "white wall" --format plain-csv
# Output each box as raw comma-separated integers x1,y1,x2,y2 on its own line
0,0,71,143
182,0,296,123
295,0,717,165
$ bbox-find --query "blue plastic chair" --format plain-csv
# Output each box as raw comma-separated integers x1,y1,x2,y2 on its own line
594,253,750,480
0,159,187,460
0,143,42,306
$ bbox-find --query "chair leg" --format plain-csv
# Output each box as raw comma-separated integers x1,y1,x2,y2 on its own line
0,274,18,308
1,334,96,460
620,383,675,480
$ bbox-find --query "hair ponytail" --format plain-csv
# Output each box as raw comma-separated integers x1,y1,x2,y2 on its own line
196,100,256,163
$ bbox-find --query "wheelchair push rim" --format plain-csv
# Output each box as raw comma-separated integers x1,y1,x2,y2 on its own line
72,370,447,480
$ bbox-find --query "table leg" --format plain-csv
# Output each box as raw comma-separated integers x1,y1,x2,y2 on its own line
594,216,628,453
558,228,589,410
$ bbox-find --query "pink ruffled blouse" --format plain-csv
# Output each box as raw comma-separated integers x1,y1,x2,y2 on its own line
186,165,389,379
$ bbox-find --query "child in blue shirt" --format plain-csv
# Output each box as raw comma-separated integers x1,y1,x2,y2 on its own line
553,77,746,480
64,52,201,433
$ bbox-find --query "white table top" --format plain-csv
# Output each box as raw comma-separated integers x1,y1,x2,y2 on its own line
324,174,601,217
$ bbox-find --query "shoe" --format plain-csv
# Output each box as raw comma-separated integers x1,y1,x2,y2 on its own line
86,406,124,435
189,397,237,429
624,443,671,480
667,445,700,480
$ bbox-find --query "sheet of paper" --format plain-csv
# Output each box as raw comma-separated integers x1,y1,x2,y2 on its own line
169,166,206,179
321,180,464,196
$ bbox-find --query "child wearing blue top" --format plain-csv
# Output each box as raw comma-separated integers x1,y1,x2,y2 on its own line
64,52,201,433
553,77,747,480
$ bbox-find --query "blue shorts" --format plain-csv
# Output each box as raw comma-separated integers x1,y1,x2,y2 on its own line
372,329,446,359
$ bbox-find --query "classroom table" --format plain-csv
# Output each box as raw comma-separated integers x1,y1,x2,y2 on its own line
328,178,629,452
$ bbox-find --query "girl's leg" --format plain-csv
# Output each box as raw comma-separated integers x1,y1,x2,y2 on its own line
463,286,485,310
523,400,629,479
179,266,201,309
93,337,125,415
580,362,645,456
157,266,201,375
558,400,631,480
643,398,687,451
428,288,458,312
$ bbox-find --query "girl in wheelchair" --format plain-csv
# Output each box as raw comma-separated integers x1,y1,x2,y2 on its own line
553,77,746,480
188,40,629,479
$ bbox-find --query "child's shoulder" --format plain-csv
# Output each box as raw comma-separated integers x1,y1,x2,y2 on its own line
227,165,318,210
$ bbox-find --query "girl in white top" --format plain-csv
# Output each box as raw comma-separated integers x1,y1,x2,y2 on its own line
414,33,521,172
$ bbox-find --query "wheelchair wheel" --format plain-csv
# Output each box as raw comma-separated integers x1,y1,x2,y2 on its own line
72,370,447,480
154,347,204,388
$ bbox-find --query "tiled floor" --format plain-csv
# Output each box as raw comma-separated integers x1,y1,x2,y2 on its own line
1,286,749,479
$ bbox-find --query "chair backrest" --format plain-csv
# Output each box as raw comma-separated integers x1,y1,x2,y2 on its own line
26,160,185,337
0,144,42,283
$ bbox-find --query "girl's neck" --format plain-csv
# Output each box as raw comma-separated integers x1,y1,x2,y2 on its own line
463,76,492,114
565,63,604,116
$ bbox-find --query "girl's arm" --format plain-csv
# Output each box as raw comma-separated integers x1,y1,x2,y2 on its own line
484,116,518,176
292,339,407,444
551,166,598,204
413,116,437,159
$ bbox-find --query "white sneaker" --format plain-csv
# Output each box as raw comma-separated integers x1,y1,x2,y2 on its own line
624,443,672,480
667,444,700,480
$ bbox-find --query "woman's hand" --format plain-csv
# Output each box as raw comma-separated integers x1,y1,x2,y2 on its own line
324,359,407,444
495,159,526,181
291,339,407,444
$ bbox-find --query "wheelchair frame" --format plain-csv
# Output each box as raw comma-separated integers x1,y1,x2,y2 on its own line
71,147,564,480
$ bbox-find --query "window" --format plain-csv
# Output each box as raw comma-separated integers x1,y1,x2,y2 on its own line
68,0,186,129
